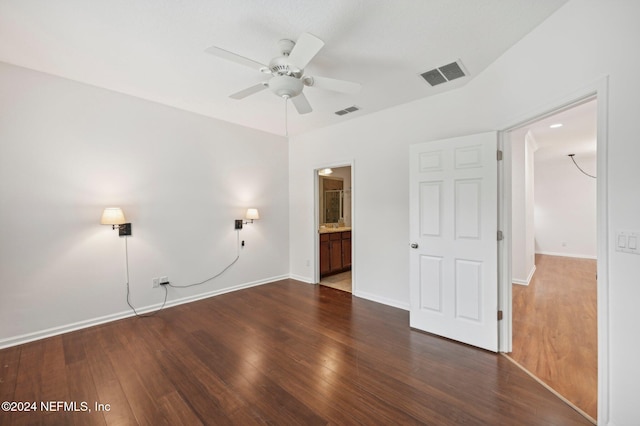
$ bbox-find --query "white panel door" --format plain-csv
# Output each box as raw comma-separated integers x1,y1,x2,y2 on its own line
409,132,498,352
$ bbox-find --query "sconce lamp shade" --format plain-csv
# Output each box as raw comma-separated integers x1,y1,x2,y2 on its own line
245,208,260,220
101,207,126,225
235,208,260,230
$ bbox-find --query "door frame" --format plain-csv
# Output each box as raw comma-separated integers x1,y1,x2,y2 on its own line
313,161,355,289
497,77,609,423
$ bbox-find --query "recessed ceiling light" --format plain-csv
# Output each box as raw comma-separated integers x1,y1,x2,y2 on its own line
550,123,563,128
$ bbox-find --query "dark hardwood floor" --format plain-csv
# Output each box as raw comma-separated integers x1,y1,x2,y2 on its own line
1,279,591,425
510,254,598,421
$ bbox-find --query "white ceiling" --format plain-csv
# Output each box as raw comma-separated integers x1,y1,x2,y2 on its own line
0,0,568,136
518,98,597,163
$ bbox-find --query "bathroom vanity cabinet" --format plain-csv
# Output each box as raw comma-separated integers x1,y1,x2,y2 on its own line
320,230,351,278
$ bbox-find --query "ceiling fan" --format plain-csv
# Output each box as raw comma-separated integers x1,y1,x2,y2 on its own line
205,33,362,114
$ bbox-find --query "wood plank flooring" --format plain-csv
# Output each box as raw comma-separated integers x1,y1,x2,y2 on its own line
1,279,591,425
511,254,597,421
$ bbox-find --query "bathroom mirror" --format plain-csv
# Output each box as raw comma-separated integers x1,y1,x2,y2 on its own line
320,176,343,224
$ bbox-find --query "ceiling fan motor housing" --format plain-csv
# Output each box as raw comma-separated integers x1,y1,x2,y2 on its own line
268,55,302,77
205,32,360,112
268,75,303,98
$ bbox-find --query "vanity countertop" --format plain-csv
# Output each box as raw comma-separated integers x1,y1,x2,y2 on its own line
319,226,352,234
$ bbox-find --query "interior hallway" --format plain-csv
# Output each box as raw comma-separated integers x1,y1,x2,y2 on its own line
510,254,597,421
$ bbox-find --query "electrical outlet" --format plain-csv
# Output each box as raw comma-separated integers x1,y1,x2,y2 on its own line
160,276,169,285
152,277,160,288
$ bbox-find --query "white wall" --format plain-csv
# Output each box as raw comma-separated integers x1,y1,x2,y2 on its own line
535,153,597,258
290,129,409,306
0,62,289,347
511,130,537,284
289,1,640,424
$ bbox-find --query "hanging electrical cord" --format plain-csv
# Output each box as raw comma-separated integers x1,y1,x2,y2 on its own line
124,236,168,317
568,154,596,179
168,230,241,288
122,230,241,316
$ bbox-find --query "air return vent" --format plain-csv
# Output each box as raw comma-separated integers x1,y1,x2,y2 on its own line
335,105,360,116
420,60,467,86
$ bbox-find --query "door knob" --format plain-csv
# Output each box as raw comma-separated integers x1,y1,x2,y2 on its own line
410,243,419,249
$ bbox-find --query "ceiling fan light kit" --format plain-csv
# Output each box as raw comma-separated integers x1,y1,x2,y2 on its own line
205,32,362,115
268,75,303,98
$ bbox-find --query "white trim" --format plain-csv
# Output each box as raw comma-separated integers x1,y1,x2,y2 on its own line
595,77,610,426
535,251,597,260
313,160,355,290
289,273,314,284
513,265,536,286
497,76,610,425
0,274,288,350
354,290,410,311
497,130,512,352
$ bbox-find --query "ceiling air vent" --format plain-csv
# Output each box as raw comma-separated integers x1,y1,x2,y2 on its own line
335,105,360,116
420,60,467,86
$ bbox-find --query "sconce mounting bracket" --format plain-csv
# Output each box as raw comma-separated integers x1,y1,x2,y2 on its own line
119,223,132,236
235,220,243,230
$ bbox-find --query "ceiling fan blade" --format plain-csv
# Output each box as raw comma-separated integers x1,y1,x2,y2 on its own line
229,83,268,100
308,76,362,94
288,33,325,70
205,45,268,71
291,93,313,114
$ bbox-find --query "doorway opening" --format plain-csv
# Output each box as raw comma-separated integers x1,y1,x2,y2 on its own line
505,98,598,421
316,165,352,293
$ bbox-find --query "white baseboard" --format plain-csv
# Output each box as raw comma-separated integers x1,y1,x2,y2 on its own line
0,274,288,350
0,309,147,350
536,251,597,260
354,290,410,311
289,274,314,284
289,275,410,312
513,265,537,286
0,275,416,349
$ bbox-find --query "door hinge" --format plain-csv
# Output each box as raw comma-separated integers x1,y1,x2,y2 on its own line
497,150,503,161
497,230,504,241
498,310,503,321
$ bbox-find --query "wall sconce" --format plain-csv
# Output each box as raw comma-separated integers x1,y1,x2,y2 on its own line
101,207,132,236
235,208,260,230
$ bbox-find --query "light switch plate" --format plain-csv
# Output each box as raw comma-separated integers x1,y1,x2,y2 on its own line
616,231,640,255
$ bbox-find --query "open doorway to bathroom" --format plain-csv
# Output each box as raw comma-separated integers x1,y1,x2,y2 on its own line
317,165,352,293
